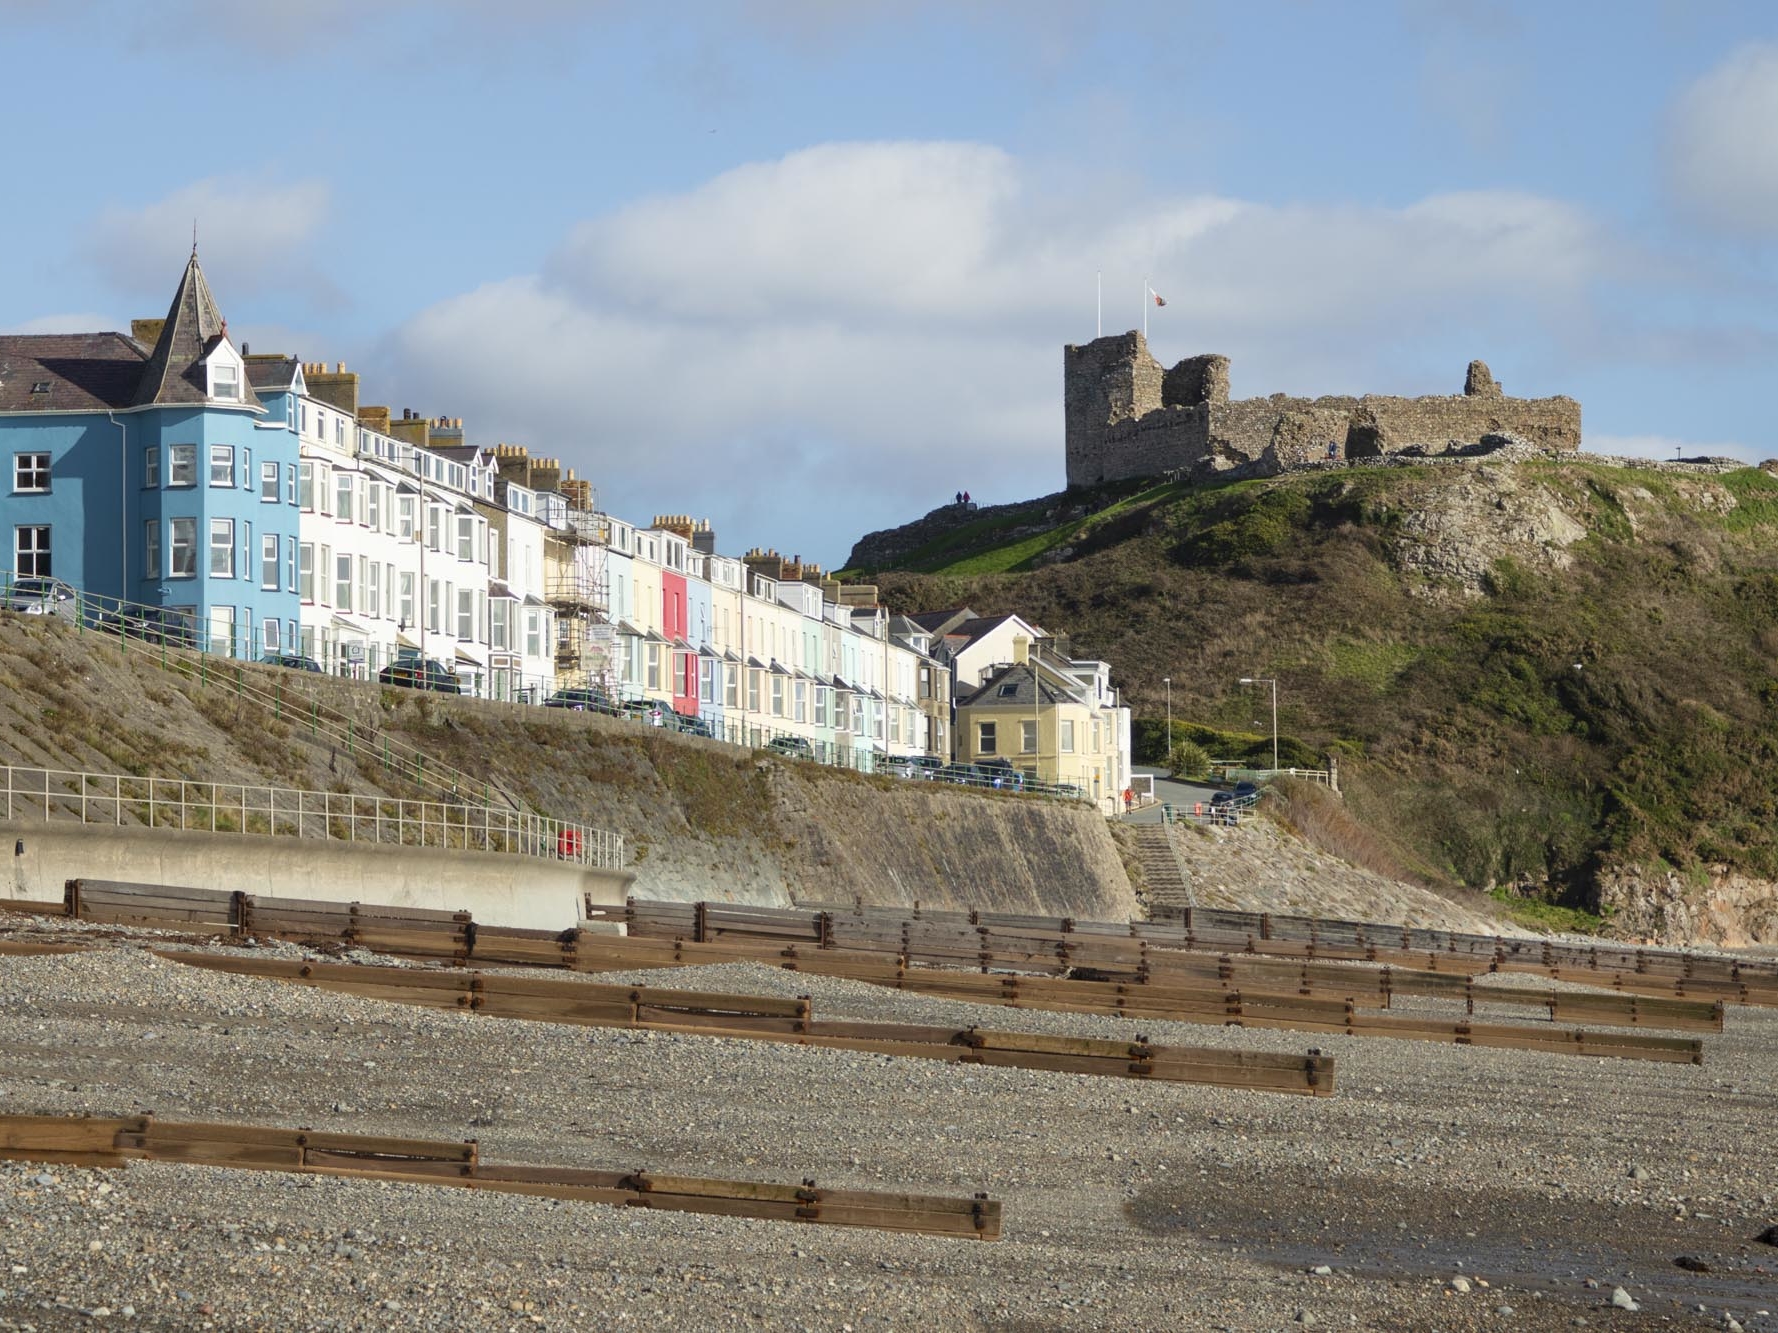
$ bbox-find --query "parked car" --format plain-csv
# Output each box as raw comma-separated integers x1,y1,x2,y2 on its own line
90,604,198,647
1209,780,1261,823
1210,780,1260,808
4,576,78,620
619,697,674,727
937,761,992,787
885,754,945,780
378,656,462,693
259,652,323,673
1046,782,1087,801
675,710,714,738
976,757,1026,791
544,687,613,712
765,735,815,760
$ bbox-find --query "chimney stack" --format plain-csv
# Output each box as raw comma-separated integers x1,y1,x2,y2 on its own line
305,361,360,415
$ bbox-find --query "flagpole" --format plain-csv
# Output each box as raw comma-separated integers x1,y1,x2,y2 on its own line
1142,276,1148,339
1096,270,1101,338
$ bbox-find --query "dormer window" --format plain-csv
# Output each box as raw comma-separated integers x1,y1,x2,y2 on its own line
211,360,241,401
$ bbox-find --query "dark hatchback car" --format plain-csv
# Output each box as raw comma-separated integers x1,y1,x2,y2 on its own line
1209,780,1260,822
937,761,992,786
378,656,462,693
92,605,199,648
674,710,714,738
544,687,613,712
1210,780,1260,807
975,757,1026,791
260,652,323,673
765,735,814,760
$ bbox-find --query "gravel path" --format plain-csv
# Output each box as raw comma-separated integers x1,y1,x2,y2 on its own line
2,934,1775,1332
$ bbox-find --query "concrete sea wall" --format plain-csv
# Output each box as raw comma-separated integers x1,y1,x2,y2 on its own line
1,822,634,931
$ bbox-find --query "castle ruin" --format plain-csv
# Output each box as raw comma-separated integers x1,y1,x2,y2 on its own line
1063,332,1581,488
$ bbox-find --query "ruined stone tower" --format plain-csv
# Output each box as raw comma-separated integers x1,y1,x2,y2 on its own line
1062,333,1582,488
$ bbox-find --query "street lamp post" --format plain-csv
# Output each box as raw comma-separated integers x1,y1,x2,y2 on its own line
1163,677,1171,769
1240,676,1278,772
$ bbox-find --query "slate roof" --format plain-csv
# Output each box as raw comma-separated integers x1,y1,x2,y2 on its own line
0,332,148,412
0,254,262,416
945,614,1023,644
244,356,302,392
131,253,261,410
955,662,1079,709
906,608,978,636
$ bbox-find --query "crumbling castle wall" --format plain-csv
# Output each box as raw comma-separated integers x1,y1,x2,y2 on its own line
1063,333,1582,487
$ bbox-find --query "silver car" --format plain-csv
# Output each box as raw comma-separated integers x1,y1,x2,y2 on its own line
4,577,78,620
886,755,945,780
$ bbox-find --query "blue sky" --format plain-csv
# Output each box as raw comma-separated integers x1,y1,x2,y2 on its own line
4,0,1775,565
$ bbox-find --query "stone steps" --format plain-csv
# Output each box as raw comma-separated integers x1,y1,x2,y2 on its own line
1134,824,1193,909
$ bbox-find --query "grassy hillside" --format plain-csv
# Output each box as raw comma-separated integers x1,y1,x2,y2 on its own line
847,458,1778,911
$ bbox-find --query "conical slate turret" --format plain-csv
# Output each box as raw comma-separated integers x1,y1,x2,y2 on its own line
131,252,260,409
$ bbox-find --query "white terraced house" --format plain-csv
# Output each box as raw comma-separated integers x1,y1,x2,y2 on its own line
264,359,501,689
483,474,554,698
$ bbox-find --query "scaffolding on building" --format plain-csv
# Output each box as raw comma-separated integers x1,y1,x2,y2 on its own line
547,489,613,692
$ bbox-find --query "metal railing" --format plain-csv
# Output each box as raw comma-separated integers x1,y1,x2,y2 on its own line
1162,799,1255,827
1211,765,1332,786
0,572,1095,810
0,574,587,828
0,764,624,869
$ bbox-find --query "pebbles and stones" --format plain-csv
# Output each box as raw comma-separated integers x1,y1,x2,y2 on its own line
0,935,1774,1331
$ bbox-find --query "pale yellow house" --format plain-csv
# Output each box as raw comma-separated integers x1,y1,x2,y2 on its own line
952,636,1129,811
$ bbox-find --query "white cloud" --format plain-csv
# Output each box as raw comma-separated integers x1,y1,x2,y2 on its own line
1586,434,1767,465
1664,42,1778,238
552,143,1033,323
84,177,334,305
377,140,1621,563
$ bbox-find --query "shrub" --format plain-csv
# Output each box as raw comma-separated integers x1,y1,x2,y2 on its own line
1169,740,1211,781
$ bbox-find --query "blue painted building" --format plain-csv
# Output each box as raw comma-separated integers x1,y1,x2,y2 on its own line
0,253,302,656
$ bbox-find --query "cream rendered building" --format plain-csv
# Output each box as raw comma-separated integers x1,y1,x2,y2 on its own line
947,631,1132,814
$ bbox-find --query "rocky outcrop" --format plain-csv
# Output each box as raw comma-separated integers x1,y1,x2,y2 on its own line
1166,816,1517,933
1390,462,1588,595
1595,863,1778,949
